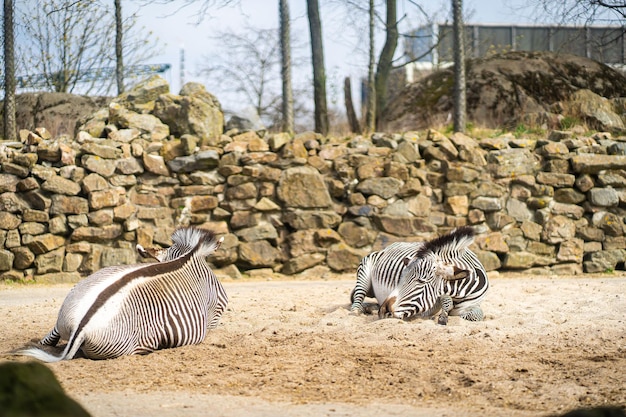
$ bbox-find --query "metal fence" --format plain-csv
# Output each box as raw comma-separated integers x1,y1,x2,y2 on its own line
406,23,625,66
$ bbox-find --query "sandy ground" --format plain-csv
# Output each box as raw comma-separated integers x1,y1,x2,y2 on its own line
0,272,625,417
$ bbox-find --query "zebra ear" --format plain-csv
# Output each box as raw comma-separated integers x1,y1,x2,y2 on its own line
448,266,470,280
136,244,149,258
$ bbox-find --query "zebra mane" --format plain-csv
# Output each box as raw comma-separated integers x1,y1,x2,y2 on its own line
170,227,221,258
415,226,476,259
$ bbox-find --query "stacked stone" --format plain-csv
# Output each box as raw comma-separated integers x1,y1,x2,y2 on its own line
1,77,625,283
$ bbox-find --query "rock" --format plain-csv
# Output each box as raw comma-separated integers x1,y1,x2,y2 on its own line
371,215,436,236
356,177,403,199
283,210,342,230
554,188,586,204
41,175,82,196
588,187,619,207
35,247,65,274
277,166,332,208
337,222,376,248
566,89,625,131
237,240,280,268
153,83,224,144
592,212,623,237
166,150,220,173
542,215,576,244
486,148,540,178
474,249,501,271
326,243,363,272
584,250,625,273
12,246,35,269
571,154,626,174
70,225,123,243
0,212,21,230
101,247,136,267
81,155,117,177
281,253,326,275
26,234,66,255
109,103,170,140
0,249,14,271
0,361,91,417
234,223,278,242
142,153,170,176
557,238,584,263
50,196,89,215
114,74,170,113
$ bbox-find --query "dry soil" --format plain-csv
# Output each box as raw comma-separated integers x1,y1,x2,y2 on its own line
1,272,625,417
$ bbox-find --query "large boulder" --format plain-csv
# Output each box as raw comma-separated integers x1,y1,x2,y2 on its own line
384,51,626,130
153,82,224,145
0,361,91,417
0,93,109,139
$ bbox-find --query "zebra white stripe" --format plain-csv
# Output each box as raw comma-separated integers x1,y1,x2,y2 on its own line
18,227,227,362
379,226,489,325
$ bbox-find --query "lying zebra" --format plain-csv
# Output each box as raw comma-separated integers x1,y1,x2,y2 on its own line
350,227,489,325
18,227,228,362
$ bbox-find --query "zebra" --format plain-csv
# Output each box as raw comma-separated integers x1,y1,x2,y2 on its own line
136,235,192,262
17,227,228,362
378,226,489,325
350,241,425,314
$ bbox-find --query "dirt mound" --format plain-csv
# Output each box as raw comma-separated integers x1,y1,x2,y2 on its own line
383,51,626,130
0,92,110,138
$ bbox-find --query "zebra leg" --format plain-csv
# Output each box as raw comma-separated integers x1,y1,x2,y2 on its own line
350,286,375,314
437,295,454,326
39,327,61,346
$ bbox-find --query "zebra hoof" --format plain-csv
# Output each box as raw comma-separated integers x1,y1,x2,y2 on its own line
437,315,448,326
349,307,363,315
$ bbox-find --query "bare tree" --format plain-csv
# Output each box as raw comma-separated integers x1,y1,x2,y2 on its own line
452,0,466,133
279,0,294,134
527,0,626,24
16,0,160,95
3,0,16,140
115,0,124,95
374,0,398,126
344,77,360,133
307,0,329,135
199,27,291,129
364,0,376,133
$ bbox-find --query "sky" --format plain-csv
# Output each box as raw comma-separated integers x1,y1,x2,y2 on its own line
132,0,537,118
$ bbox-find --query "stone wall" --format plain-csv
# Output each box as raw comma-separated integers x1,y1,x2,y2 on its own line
1,78,625,283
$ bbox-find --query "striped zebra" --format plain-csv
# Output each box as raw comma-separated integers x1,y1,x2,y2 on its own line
18,227,228,362
350,241,424,314
378,226,489,325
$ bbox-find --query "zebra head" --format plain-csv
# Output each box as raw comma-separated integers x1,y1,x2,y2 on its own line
378,227,475,320
137,227,224,262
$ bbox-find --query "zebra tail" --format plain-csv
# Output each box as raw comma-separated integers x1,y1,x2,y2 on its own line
17,329,86,363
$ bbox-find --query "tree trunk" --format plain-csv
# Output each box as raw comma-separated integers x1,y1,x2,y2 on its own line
344,77,360,133
279,0,294,134
115,0,124,95
3,0,17,141
365,0,376,134
306,0,329,135
374,0,398,127
452,0,466,133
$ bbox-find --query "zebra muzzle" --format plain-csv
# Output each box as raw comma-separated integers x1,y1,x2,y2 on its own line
378,296,397,319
